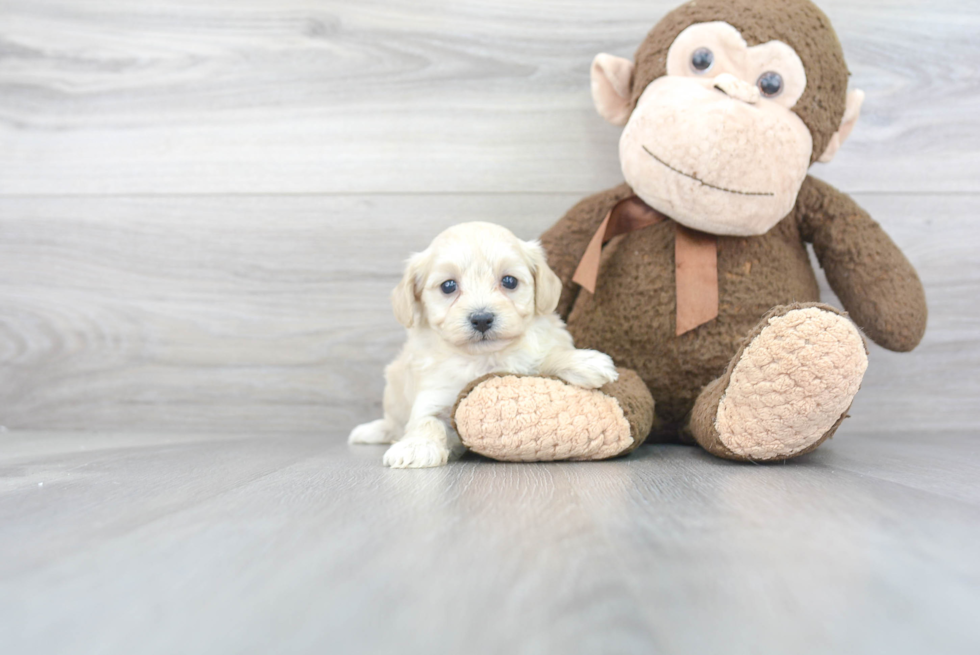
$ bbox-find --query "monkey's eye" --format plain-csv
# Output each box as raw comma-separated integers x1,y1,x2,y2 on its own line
757,71,784,97
440,280,457,294
690,48,714,73
501,275,518,290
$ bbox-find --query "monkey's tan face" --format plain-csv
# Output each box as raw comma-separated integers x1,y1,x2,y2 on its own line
618,22,814,236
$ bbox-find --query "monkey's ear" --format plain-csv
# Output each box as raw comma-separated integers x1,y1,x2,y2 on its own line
591,54,635,127
818,89,865,163
391,251,428,328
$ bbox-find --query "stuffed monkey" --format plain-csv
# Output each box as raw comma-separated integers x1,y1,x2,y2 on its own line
452,0,926,462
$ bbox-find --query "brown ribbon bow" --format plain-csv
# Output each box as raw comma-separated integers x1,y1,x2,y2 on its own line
571,195,719,336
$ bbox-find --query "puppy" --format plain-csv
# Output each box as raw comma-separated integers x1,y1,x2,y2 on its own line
348,222,618,468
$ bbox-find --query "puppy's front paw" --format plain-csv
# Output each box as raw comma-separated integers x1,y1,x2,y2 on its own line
383,438,449,469
556,350,619,389
348,419,397,444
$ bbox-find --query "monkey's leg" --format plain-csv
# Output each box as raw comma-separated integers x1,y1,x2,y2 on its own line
451,369,653,462
688,303,868,462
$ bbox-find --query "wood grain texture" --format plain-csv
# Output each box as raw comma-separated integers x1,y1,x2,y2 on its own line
1,0,979,195
1,4,977,652
1,0,978,433
1,430,978,655
1,193,976,434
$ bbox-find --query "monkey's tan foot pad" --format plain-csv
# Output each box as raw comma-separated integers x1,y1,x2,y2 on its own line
715,305,868,461
452,372,650,462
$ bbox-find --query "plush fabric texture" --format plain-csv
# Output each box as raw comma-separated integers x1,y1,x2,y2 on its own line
714,304,867,460
571,195,719,335
688,303,864,460
664,23,808,109
452,369,651,462
620,74,813,236
595,368,656,455
630,0,849,163
449,0,927,463
543,184,820,436
572,195,666,294
591,53,635,126
546,183,637,320
535,174,925,443
797,176,928,351
817,89,864,163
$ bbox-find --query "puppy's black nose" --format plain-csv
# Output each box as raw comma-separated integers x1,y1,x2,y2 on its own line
469,312,494,334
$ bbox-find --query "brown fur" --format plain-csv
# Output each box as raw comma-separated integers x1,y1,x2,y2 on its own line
797,176,927,351
541,174,925,443
598,368,655,455
544,183,818,435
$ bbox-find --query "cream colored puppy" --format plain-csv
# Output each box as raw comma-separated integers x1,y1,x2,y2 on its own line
348,222,619,468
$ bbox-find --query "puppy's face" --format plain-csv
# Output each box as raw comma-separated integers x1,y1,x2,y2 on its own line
392,222,563,353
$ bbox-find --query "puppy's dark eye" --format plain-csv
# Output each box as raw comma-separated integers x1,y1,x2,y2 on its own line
758,71,784,97
501,276,518,290
440,280,457,294
691,48,714,73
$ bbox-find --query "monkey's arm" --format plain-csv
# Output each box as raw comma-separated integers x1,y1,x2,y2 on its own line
797,175,927,352
540,183,634,319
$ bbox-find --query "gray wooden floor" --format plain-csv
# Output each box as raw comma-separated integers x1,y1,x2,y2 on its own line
2,0,979,653
2,430,979,654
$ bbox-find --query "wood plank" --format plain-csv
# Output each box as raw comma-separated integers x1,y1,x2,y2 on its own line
1,0,978,195
805,430,980,506
1,431,978,654
1,192,976,433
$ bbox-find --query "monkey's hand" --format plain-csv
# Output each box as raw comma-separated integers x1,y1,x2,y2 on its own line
798,175,927,352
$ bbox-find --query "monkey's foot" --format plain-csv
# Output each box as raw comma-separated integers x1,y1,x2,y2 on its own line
452,369,653,462
691,304,868,462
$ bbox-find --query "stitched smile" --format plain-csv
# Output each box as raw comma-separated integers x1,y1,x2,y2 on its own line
642,146,775,197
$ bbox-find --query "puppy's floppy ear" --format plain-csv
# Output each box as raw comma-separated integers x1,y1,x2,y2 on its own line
391,251,428,328
522,239,563,315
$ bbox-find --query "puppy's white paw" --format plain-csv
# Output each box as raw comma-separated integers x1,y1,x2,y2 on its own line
556,349,619,389
348,419,396,444
383,438,450,469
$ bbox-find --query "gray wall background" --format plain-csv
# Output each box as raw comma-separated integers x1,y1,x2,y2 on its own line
1,0,977,435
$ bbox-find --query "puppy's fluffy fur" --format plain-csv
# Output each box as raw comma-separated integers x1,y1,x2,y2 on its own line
348,222,618,468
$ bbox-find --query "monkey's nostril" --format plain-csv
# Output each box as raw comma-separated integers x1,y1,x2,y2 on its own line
469,312,494,334
713,81,758,104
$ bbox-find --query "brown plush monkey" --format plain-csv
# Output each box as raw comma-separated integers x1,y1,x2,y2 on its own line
452,0,927,462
